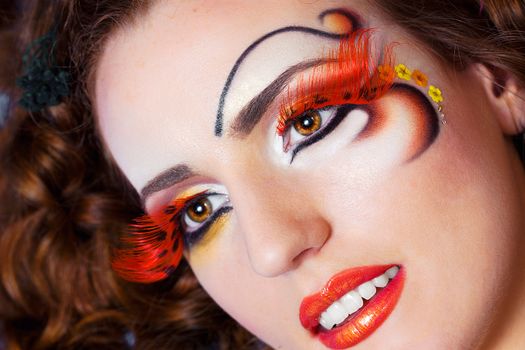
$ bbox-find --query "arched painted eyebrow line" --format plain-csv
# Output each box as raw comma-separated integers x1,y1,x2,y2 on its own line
214,8,362,136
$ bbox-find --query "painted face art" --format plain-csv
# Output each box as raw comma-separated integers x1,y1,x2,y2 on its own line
113,13,444,278
97,1,525,349
111,8,446,349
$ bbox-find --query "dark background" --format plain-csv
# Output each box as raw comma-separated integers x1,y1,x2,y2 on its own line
0,0,19,127
0,2,19,347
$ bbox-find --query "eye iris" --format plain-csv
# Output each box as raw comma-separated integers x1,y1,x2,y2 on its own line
293,111,322,136
187,198,212,223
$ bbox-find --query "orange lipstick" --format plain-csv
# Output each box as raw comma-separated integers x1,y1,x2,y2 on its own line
299,265,405,349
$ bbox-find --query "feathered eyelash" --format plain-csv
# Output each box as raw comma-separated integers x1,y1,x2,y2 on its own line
277,29,395,135
112,192,205,283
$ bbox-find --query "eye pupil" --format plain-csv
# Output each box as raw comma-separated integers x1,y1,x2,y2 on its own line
187,198,212,223
194,204,205,214
302,117,314,128
294,110,322,136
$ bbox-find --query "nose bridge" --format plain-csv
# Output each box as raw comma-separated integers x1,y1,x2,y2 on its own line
226,164,330,277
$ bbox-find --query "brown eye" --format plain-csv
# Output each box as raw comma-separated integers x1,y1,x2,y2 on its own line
293,110,322,136
187,198,212,223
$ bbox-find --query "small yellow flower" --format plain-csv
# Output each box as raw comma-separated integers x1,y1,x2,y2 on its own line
428,85,444,103
395,64,412,80
378,65,394,82
412,70,428,87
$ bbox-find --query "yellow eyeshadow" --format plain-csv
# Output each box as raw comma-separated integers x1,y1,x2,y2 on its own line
188,212,230,258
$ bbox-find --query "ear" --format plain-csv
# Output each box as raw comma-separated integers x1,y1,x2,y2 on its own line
471,63,525,135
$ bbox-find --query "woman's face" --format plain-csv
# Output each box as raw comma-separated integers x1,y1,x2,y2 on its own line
95,0,525,349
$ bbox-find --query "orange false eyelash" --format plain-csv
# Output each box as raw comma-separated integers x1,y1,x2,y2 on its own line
112,192,203,283
277,30,395,135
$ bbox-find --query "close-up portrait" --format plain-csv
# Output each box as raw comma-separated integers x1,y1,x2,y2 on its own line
0,1,524,349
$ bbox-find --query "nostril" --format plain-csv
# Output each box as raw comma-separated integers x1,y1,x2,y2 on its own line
292,246,321,265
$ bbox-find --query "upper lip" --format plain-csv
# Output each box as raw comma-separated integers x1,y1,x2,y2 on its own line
299,264,397,330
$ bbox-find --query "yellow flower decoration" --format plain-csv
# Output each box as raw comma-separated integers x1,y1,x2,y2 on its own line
412,70,428,87
395,64,411,80
428,85,444,103
378,65,395,82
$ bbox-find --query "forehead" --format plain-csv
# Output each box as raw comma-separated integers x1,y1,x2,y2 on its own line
95,0,384,191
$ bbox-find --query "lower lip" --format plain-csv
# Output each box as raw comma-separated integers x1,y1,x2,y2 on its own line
301,265,405,349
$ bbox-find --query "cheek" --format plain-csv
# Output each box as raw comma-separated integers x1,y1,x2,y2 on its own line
185,217,255,307
185,219,285,338
185,222,239,317
318,80,524,346
185,214,230,259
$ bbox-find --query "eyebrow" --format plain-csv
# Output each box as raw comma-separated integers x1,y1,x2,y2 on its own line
229,58,326,137
214,8,362,136
141,9,363,203
140,164,194,202
138,60,325,204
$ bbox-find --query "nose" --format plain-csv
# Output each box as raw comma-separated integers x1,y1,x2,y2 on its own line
228,174,331,277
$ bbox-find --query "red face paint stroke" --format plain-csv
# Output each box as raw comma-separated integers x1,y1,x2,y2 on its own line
112,191,205,283
376,85,440,162
276,30,395,136
354,84,441,162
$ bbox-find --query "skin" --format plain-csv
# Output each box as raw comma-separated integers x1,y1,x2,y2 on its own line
95,0,525,349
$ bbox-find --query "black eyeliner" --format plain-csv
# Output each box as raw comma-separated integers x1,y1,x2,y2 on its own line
183,205,233,249
215,8,362,136
288,84,442,164
290,104,359,163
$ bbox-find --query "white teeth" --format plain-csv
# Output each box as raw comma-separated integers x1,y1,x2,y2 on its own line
372,274,389,288
357,281,377,300
319,310,337,329
357,282,376,300
319,310,337,330
386,266,400,279
325,301,348,325
340,291,363,314
319,266,400,330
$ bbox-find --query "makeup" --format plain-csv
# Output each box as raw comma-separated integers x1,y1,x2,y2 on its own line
273,55,444,163
319,8,362,34
392,63,446,124
369,84,440,162
183,199,232,249
300,265,405,349
215,8,362,136
187,209,231,259
276,30,394,138
112,187,231,283
112,194,196,283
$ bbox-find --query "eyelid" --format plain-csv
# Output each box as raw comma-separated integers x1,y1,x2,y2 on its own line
172,183,228,216
145,180,225,214
276,68,391,137
274,32,395,136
